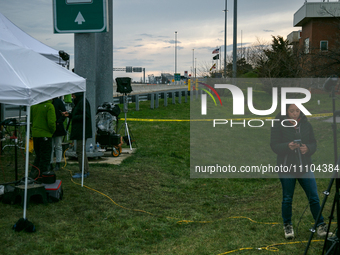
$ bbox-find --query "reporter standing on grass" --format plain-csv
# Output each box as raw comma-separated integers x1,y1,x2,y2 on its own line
270,104,331,239
62,92,92,178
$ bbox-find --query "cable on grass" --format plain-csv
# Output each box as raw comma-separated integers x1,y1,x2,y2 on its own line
217,240,324,254
61,151,329,254
177,216,280,225
61,150,281,225
62,148,156,217
217,247,254,254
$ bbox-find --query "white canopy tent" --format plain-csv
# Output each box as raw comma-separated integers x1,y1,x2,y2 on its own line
0,12,67,65
0,39,87,219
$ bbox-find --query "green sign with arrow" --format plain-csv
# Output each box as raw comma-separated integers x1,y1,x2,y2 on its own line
174,73,181,81
53,0,108,33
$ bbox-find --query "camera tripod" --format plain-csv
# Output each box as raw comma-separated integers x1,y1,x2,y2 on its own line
304,82,340,255
118,93,136,151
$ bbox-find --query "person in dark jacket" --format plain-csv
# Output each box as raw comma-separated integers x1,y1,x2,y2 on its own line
50,97,67,171
62,92,92,178
270,104,331,239
29,100,56,180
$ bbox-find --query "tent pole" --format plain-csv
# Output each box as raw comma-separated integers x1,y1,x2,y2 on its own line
23,106,31,219
81,92,86,187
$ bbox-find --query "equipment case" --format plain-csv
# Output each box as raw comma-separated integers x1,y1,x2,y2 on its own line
43,180,63,202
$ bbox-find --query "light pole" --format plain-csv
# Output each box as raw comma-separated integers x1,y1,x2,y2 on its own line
192,48,194,77
223,0,227,78
232,0,237,78
195,57,197,78
175,31,177,74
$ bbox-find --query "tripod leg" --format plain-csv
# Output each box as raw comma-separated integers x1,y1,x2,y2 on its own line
118,121,124,133
125,123,132,151
321,185,337,255
126,122,137,149
304,176,335,255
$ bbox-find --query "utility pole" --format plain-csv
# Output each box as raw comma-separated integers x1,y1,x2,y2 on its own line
220,46,222,73
175,31,177,74
224,0,227,78
195,57,197,78
232,0,237,78
192,48,194,77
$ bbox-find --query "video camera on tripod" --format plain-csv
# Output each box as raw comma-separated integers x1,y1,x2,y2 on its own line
116,77,133,94
115,77,136,150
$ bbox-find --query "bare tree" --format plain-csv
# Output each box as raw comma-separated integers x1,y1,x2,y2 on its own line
196,61,224,78
246,37,270,68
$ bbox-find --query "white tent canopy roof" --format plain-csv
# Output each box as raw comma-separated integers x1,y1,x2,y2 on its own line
0,12,66,65
0,39,85,106
0,39,86,220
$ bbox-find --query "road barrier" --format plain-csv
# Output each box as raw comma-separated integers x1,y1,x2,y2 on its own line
113,88,192,110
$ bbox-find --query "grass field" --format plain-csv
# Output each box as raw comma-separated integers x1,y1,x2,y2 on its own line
0,91,338,255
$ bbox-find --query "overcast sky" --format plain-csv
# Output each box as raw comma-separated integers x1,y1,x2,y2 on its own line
0,0,328,82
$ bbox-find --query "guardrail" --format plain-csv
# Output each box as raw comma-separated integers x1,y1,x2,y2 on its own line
113,88,192,111
1,87,199,119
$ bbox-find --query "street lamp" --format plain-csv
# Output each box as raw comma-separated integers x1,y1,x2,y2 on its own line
195,58,197,78
223,0,228,78
232,0,237,78
175,31,177,74
192,48,194,77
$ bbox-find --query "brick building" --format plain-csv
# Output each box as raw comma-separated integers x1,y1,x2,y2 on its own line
288,1,340,77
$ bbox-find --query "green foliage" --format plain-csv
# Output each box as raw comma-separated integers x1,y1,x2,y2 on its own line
256,36,300,90
239,70,258,78
227,57,254,77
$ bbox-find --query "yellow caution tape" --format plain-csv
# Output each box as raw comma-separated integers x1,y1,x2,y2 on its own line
122,113,333,122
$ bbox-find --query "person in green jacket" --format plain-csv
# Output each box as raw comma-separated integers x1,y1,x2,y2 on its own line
29,100,56,180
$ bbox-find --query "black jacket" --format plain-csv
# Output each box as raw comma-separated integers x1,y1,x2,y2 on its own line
52,97,67,137
69,93,92,140
270,112,316,176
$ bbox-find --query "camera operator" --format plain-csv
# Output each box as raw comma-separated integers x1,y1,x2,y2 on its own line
49,97,67,171
62,92,92,178
270,104,331,239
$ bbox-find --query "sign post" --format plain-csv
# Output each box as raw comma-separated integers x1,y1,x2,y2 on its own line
53,0,108,33
53,0,112,159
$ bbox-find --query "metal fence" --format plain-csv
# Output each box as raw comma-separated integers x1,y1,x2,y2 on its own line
114,88,192,111
0,87,198,120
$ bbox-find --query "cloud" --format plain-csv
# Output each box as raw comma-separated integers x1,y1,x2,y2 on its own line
168,40,181,44
114,46,127,50
237,42,251,47
197,46,213,50
140,33,154,37
263,29,274,32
